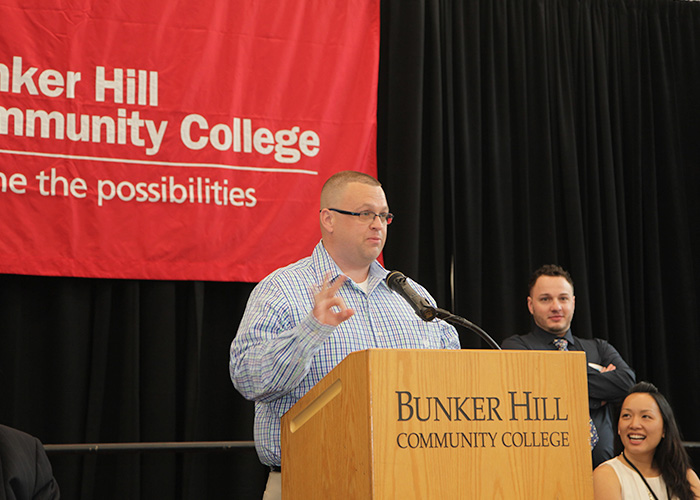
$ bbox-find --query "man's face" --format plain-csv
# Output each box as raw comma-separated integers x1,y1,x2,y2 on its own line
527,275,575,336
324,182,388,270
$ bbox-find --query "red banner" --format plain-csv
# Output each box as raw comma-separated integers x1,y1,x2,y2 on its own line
0,0,379,282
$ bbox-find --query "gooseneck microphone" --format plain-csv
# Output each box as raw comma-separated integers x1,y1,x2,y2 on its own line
385,270,438,321
385,270,501,350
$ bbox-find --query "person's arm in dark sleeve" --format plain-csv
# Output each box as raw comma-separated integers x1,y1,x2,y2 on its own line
587,339,635,409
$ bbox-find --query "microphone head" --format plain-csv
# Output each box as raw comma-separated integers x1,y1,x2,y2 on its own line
385,270,406,291
385,270,437,321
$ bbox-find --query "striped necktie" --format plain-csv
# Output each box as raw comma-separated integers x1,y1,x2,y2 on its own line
552,337,599,450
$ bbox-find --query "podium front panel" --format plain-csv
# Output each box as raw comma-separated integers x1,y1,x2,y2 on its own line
282,349,593,499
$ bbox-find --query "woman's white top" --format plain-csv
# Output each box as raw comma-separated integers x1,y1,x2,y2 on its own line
602,456,674,500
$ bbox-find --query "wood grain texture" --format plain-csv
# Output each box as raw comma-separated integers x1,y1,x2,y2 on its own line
282,349,593,499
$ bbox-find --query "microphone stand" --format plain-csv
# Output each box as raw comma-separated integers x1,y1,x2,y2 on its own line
384,270,500,350
434,308,501,350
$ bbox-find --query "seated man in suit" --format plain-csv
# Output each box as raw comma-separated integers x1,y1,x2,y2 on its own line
0,424,60,500
501,264,636,468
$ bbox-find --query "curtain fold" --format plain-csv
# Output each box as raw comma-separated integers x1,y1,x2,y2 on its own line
0,278,264,499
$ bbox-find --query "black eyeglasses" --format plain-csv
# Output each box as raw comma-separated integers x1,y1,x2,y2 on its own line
324,208,394,225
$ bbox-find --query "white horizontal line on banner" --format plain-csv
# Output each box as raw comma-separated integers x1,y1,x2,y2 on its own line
0,148,318,175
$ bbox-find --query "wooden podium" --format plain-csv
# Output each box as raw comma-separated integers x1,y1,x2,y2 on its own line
281,349,593,499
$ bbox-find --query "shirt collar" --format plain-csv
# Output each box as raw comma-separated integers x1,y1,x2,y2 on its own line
532,324,576,347
312,240,389,292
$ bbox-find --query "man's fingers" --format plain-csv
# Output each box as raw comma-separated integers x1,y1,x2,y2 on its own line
312,274,355,326
326,294,348,311
334,308,355,323
325,274,346,294
314,274,344,298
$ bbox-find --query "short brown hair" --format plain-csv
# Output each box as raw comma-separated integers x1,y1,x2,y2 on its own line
528,264,574,295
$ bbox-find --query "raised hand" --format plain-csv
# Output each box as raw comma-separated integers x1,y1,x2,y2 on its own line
312,274,355,326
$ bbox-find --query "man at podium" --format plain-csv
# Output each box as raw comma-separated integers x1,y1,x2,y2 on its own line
501,264,635,468
229,170,460,499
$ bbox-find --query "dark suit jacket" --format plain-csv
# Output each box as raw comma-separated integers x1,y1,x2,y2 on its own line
0,425,60,500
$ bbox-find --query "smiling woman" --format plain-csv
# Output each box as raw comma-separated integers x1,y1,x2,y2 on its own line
592,382,700,500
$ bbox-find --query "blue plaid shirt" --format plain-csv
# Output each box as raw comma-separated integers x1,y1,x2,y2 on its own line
229,241,460,466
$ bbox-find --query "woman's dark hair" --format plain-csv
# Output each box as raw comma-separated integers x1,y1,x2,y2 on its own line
623,381,695,500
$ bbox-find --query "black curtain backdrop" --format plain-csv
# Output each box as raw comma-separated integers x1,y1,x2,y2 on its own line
2,0,699,498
